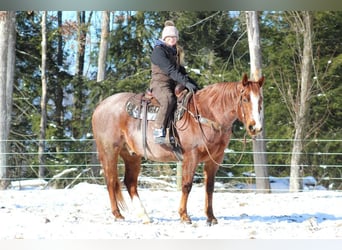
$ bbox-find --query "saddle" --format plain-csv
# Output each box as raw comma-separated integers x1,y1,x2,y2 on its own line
125,84,193,160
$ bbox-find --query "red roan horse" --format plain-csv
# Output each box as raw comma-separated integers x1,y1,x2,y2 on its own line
92,73,264,225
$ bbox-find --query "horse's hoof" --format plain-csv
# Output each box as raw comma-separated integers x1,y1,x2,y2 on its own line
112,209,125,220
141,215,152,224
114,216,125,222
206,218,218,226
180,217,192,224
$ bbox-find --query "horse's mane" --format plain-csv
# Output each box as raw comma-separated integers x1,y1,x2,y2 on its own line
197,81,241,110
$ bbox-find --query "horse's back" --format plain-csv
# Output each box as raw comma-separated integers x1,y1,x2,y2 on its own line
93,92,133,114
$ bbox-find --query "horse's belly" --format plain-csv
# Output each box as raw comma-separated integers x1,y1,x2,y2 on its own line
125,136,177,162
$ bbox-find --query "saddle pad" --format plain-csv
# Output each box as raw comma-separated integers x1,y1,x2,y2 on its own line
125,90,192,122
126,100,159,121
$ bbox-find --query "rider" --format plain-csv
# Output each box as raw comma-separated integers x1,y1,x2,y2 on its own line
150,20,199,143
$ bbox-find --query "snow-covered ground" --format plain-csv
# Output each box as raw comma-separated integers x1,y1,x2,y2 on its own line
0,181,341,239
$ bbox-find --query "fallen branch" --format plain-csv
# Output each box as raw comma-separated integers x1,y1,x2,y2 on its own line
44,168,78,189
11,179,48,189
65,168,91,189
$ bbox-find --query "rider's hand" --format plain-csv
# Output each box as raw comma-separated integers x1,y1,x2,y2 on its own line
185,82,198,92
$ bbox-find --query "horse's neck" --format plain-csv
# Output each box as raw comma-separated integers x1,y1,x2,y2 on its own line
193,83,240,127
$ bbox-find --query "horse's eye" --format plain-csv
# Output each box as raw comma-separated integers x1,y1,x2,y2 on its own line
243,98,248,103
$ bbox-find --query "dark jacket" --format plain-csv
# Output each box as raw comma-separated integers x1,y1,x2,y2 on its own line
150,39,189,86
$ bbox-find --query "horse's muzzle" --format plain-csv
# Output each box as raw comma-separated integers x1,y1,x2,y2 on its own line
247,123,262,136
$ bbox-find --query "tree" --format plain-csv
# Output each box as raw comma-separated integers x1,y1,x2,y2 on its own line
54,11,65,148
38,11,48,178
0,11,16,189
71,11,93,141
289,11,313,192
97,11,110,87
245,11,270,193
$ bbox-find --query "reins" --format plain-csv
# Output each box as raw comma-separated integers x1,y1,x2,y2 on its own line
141,99,149,160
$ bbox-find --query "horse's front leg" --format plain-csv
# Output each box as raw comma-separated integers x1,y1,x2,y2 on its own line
204,161,220,226
178,158,197,224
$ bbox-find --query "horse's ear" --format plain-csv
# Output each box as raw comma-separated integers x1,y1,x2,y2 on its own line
258,76,265,87
242,73,248,86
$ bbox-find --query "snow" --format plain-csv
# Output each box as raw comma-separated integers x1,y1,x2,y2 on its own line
0,181,341,239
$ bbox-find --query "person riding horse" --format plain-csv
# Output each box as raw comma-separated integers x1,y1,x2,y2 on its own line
150,20,199,144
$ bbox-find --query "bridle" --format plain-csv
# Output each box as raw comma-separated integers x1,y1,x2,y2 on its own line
238,87,248,126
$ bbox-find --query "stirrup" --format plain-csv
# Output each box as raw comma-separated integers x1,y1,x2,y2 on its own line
153,128,165,144
154,136,166,144
153,128,165,137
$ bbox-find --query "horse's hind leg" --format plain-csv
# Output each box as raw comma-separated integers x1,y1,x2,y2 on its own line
121,147,151,223
203,161,219,226
178,158,198,224
99,145,126,220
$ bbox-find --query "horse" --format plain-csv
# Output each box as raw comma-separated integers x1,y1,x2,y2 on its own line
91,73,265,225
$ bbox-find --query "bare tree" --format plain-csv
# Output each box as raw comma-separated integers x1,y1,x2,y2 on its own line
271,11,314,192
38,11,48,178
75,11,87,79
245,11,270,193
0,11,16,189
97,11,110,86
289,11,313,192
55,11,64,150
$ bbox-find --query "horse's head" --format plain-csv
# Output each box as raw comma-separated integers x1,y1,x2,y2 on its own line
237,74,265,137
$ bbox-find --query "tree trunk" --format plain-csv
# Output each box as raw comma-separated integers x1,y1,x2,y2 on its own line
245,11,270,193
55,11,64,150
75,11,86,78
97,11,109,85
5,12,15,140
289,11,313,192
38,11,48,178
0,11,16,189
92,11,110,176
73,11,92,140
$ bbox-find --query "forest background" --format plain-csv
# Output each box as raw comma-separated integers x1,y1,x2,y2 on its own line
0,11,341,190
